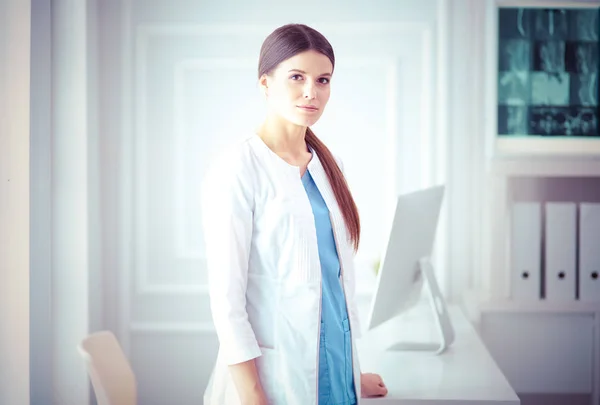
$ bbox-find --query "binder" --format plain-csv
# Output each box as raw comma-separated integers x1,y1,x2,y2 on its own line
545,203,577,301
579,203,600,302
511,202,542,300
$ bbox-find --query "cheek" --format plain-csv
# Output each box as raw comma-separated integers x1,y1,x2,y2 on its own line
286,83,303,99
319,88,331,104
270,83,298,103
267,87,289,108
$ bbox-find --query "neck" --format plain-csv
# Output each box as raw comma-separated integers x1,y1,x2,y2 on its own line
257,112,308,157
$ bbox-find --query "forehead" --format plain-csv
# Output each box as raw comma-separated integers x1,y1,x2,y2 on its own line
276,50,333,75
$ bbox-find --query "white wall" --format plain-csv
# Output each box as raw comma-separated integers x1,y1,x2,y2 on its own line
0,1,31,405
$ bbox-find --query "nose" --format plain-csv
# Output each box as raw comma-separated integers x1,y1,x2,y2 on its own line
303,82,316,100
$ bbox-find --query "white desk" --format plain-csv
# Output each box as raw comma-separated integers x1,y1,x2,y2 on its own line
356,305,520,405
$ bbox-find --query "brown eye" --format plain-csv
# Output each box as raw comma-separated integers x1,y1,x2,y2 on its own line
318,77,330,84
290,74,303,81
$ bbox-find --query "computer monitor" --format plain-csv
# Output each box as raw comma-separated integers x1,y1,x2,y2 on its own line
365,184,455,355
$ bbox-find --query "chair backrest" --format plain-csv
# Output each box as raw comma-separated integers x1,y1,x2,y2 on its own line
77,331,137,405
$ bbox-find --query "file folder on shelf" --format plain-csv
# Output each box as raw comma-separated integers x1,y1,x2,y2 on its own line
545,203,577,302
510,202,542,300
579,203,600,302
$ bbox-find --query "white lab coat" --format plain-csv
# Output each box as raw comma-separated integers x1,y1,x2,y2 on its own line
201,134,362,405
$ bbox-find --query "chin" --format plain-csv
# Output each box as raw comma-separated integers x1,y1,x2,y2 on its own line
300,118,320,127
277,109,323,127
291,114,322,127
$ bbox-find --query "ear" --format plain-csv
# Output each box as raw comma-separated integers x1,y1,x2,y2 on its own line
259,74,269,96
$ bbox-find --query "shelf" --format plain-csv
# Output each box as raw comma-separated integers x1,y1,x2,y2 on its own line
487,156,600,177
495,137,600,158
461,291,600,321
478,299,600,315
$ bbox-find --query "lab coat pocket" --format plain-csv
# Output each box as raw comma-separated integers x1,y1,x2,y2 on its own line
343,318,356,400
318,321,331,404
255,346,280,404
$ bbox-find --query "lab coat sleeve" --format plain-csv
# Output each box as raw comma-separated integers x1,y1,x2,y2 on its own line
334,155,363,341
201,156,261,365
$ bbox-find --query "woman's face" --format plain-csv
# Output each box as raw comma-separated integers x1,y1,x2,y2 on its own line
261,50,333,127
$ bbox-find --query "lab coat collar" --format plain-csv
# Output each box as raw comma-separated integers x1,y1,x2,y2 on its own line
249,132,325,178
249,133,337,214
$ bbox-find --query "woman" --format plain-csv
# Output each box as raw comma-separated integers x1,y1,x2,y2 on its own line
202,23,388,405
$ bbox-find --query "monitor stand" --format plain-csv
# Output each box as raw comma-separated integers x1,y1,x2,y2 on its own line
386,257,455,355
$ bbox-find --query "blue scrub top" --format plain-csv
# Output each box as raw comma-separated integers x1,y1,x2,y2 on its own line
302,169,357,405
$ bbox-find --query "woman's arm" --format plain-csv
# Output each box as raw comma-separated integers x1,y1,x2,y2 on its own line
201,154,265,401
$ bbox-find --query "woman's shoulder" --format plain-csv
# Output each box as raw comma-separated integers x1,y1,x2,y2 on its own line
202,134,258,190
206,134,257,171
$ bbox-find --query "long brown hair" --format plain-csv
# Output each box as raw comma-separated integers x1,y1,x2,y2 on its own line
258,24,361,251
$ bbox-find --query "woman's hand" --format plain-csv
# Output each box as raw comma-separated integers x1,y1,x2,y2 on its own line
229,359,268,405
361,372,388,398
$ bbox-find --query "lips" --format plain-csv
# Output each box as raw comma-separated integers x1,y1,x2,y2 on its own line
297,105,318,111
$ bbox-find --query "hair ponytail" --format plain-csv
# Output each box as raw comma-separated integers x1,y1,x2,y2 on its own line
305,128,360,251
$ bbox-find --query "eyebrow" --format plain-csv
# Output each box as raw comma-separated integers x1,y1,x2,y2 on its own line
288,69,332,77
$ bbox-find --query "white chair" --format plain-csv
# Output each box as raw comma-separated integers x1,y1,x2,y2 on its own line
77,331,137,405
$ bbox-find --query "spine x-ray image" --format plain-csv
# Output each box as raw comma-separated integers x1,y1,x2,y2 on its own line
497,7,599,137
